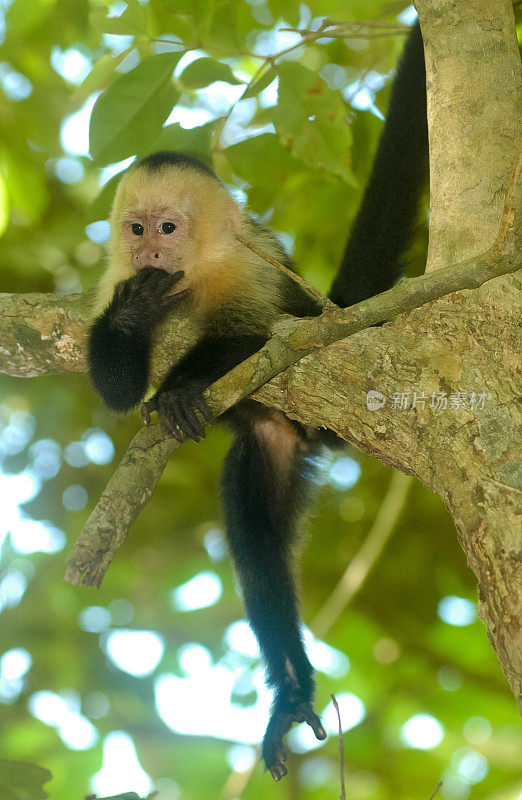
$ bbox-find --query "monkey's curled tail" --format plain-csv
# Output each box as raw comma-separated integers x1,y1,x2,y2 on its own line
328,21,428,308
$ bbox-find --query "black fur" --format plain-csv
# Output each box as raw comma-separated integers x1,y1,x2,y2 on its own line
88,268,186,411
220,22,428,778
222,403,326,779
142,332,269,440
138,150,218,180
329,22,427,307
279,273,323,317
88,22,428,781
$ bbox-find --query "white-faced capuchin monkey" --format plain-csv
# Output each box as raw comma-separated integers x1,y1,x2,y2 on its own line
88,23,427,781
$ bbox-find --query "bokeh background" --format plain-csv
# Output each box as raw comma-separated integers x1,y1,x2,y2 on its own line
0,0,521,798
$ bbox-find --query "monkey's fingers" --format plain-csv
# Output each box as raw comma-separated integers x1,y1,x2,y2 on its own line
162,288,190,309
263,712,290,781
136,268,186,304
158,405,185,443
155,391,202,442
263,702,326,781
140,396,158,426
175,396,207,441
195,395,213,422
298,703,327,741
179,393,213,439
155,268,185,290
168,269,185,284
270,755,287,782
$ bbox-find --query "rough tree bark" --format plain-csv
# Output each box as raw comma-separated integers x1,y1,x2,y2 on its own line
0,1,520,707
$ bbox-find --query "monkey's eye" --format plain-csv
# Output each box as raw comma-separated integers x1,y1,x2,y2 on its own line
161,222,176,234
131,223,144,236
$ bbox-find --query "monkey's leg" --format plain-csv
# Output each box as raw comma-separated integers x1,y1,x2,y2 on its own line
222,407,326,780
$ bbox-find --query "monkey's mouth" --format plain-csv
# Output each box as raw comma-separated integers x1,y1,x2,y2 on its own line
136,262,178,273
132,251,184,273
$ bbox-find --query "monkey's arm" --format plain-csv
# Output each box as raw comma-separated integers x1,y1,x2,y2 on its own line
142,269,323,440
142,331,268,440
88,268,186,411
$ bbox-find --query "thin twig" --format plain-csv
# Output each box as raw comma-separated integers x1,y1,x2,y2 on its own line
331,694,346,800
312,471,413,638
210,17,407,150
281,20,408,33
219,759,257,800
235,233,334,308
429,781,443,800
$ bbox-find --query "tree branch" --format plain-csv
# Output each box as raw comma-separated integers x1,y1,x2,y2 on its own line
64,424,178,587
311,471,413,639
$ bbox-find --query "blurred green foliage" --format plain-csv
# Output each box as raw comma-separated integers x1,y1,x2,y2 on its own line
0,1,521,799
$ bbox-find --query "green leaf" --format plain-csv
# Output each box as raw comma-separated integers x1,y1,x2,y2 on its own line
179,58,243,89
267,0,300,27
89,122,217,220
226,132,301,188
203,1,259,50
273,62,355,183
148,120,216,159
0,759,52,800
4,153,48,223
56,0,89,32
80,51,133,94
89,0,148,36
89,52,182,165
242,67,277,100
6,0,55,35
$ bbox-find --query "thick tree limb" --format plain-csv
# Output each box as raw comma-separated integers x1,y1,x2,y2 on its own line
0,290,90,377
0,218,517,382
412,0,522,707
417,0,521,270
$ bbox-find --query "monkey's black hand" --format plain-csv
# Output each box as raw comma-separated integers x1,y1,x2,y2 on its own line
263,702,326,781
108,268,187,334
140,381,213,442
89,269,187,412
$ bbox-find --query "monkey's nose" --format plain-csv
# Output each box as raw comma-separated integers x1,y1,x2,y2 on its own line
134,250,164,269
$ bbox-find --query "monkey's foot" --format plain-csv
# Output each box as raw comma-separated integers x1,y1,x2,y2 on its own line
141,383,212,442
262,702,326,781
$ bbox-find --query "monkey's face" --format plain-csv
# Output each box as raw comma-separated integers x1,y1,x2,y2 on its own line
121,211,189,273
104,163,241,307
